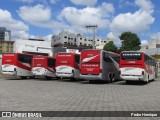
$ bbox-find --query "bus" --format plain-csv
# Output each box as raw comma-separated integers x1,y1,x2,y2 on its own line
1,53,34,79
119,51,157,83
55,52,80,80
31,55,56,79
80,49,120,82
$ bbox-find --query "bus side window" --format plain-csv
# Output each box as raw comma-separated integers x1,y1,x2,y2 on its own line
18,54,24,62
103,52,112,63
75,55,80,64
112,57,120,63
48,58,55,67
28,56,32,64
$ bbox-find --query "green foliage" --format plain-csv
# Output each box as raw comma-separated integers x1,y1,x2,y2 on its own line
119,32,141,51
103,41,118,52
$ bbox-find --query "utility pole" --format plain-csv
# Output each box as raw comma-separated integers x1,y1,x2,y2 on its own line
157,33,160,57
86,25,97,49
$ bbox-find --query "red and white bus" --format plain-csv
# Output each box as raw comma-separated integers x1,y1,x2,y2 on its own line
31,55,56,79
1,53,34,79
55,52,80,80
80,49,120,82
119,51,157,83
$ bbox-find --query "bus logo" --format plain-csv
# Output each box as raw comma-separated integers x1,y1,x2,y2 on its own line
2,112,11,117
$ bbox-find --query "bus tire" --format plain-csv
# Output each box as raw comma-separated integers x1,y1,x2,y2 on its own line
20,76,27,79
89,80,94,84
108,73,113,83
56,77,60,80
70,78,76,81
29,76,35,79
45,76,52,80
112,73,115,82
144,75,149,84
126,80,130,84
72,70,75,78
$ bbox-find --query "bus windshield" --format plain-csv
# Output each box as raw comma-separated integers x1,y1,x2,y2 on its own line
121,52,142,60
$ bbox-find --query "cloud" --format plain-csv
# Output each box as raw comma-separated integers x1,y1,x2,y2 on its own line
49,0,59,4
150,32,160,40
110,10,154,34
17,2,114,36
44,34,52,41
141,40,149,46
69,0,97,6
16,0,34,3
0,9,29,39
58,2,114,32
106,32,122,47
18,4,51,25
109,0,154,46
107,32,115,39
135,0,154,11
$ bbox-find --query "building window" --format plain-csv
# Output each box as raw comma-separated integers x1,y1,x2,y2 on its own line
80,38,82,40
97,39,99,41
104,41,106,43
74,38,76,42
84,39,86,41
64,36,67,39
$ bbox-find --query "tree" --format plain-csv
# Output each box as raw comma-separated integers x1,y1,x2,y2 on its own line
119,32,141,51
103,41,117,52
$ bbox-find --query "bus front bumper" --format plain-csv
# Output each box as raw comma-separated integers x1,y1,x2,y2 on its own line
56,72,73,78
80,74,103,80
2,71,17,76
32,71,45,76
120,74,144,81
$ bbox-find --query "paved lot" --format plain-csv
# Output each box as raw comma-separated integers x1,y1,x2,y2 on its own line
0,77,160,120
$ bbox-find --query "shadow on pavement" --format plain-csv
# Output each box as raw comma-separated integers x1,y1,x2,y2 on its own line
116,80,156,86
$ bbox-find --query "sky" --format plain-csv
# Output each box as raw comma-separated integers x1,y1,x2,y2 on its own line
0,0,160,46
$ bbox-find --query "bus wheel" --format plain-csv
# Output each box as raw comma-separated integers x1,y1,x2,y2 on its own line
108,73,113,83
144,75,149,84
70,78,76,81
89,80,94,84
45,76,52,80
112,73,115,82
56,77,60,80
126,80,130,84
29,76,35,79
20,76,27,79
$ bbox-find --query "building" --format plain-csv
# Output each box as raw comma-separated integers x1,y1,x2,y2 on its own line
13,39,53,56
51,31,108,49
0,27,11,41
52,31,77,47
140,39,160,56
0,41,14,54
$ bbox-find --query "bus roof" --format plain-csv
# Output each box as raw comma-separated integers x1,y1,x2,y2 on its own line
56,52,79,55
81,49,119,56
33,55,55,59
